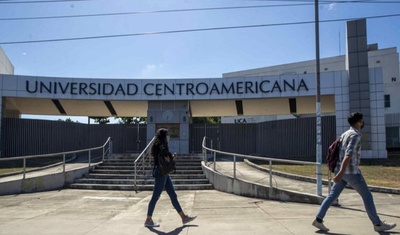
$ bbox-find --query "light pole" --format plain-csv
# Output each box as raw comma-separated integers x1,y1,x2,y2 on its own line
315,0,322,196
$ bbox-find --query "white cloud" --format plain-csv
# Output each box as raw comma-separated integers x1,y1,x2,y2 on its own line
139,64,165,78
326,3,337,11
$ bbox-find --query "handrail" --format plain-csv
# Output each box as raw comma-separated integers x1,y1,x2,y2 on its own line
202,136,318,165
134,136,155,164
0,137,112,161
0,137,113,179
134,136,156,190
202,136,325,196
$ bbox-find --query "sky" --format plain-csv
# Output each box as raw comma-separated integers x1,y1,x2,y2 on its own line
0,0,399,123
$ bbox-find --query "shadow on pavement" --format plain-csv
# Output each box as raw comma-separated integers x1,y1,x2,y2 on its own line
147,225,199,235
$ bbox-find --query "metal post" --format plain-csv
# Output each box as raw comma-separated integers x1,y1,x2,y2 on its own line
328,171,332,193
134,162,137,189
23,158,26,179
315,0,323,196
142,147,145,168
233,155,236,179
137,123,140,152
63,154,66,173
88,150,91,171
211,139,215,170
269,160,272,187
102,146,105,162
213,151,216,171
203,146,206,163
110,139,113,158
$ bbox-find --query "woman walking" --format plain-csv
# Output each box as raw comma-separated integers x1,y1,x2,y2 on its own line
144,128,196,227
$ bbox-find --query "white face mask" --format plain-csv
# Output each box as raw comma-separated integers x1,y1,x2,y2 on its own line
167,136,170,142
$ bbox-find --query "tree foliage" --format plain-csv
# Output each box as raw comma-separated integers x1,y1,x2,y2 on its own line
91,117,110,124
57,118,79,123
192,117,221,124
116,117,147,124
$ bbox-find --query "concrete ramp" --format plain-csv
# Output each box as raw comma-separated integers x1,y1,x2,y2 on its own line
202,161,331,204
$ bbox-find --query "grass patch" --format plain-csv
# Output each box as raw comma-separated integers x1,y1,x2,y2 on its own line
0,168,20,174
0,168,34,175
0,156,65,175
264,164,400,189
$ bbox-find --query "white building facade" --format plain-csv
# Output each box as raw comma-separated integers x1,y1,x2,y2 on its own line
0,19,398,158
223,21,399,153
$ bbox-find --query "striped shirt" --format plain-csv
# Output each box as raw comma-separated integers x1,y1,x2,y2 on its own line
334,127,362,174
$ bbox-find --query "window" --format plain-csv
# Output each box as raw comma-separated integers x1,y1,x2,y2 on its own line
384,95,391,108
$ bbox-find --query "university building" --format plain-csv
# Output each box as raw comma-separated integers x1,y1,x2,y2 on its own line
0,19,399,158
222,44,400,150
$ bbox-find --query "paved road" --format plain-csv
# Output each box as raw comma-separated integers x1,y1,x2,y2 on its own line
0,189,399,235
0,161,399,235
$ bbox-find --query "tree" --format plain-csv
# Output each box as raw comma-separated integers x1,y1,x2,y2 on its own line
91,117,110,124
192,117,221,124
65,118,76,123
116,117,147,124
117,117,133,124
57,118,79,123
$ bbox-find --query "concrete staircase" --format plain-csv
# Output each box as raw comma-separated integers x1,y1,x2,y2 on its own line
68,154,214,191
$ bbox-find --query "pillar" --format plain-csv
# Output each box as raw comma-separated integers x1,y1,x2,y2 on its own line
345,19,386,158
147,100,190,154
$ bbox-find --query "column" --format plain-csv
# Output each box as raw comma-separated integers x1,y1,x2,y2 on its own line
147,100,190,154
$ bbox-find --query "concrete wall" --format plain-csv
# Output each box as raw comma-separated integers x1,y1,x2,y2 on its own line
0,165,93,196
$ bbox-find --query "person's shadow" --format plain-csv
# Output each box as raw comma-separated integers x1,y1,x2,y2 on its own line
315,230,400,235
147,225,199,235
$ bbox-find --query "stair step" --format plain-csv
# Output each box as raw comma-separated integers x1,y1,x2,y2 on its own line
105,156,203,162
75,178,210,185
84,173,208,180
95,166,203,170
68,154,212,191
69,183,214,191
91,169,204,174
101,161,201,166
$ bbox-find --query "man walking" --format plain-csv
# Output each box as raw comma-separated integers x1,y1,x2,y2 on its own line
312,112,396,232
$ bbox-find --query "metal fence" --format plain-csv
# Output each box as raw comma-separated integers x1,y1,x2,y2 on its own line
0,137,112,179
1,116,336,158
1,118,147,157
190,116,336,159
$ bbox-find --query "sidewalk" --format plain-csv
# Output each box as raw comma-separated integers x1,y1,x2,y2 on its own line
0,161,399,234
0,189,399,235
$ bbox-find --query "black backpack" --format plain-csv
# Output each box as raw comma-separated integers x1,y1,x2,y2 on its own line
326,138,341,173
157,145,176,175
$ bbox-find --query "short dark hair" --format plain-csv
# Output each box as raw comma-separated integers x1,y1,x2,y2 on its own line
348,112,364,126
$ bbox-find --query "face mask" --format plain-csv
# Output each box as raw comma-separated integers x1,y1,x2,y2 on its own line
361,122,365,129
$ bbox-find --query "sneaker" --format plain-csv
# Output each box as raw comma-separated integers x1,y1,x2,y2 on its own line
144,220,160,227
312,219,329,231
374,221,396,232
182,215,197,224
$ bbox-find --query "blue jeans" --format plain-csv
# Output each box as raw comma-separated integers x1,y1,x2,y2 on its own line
147,166,183,217
316,173,380,224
